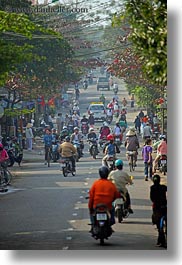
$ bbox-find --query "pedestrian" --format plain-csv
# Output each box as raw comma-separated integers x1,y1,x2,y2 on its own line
25,123,34,151
134,115,141,133
142,138,153,181
150,174,167,247
56,113,64,134
142,122,152,140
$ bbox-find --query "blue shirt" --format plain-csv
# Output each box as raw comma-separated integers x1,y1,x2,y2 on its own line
43,134,53,146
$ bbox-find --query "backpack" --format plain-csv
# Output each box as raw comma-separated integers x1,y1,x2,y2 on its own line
107,143,115,156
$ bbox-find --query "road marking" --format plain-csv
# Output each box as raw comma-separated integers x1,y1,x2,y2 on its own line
69,220,76,223
77,201,81,203
62,246,69,250
74,207,79,210
79,196,83,199
72,213,77,216
67,228,74,231
84,182,88,186
66,236,72,240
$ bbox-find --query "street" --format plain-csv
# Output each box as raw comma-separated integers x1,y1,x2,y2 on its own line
0,79,167,250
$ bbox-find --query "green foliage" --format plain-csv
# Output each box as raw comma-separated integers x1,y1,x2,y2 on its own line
113,0,167,86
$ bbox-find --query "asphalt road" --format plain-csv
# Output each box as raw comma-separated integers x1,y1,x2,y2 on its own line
0,74,167,250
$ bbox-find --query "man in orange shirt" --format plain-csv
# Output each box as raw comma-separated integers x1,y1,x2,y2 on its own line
88,166,120,226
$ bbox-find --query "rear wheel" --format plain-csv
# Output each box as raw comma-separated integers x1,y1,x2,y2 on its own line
63,167,68,177
117,208,123,223
4,169,12,185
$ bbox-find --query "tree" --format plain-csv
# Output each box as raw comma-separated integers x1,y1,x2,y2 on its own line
112,0,167,87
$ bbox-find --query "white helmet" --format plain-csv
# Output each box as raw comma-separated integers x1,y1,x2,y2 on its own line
89,128,94,133
103,121,108,126
63,126,67,130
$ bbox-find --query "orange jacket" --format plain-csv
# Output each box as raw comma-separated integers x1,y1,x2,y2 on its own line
88,179,120,210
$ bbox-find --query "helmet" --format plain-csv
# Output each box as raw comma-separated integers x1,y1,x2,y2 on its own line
107,134,114,141
74,103,77,106
152,174,160,184
89,128,94,133
159,134,166,140
99,166,109,179
103,121,108,127
83,115,86,118
115,159,123,167
74,127,79,131
63,126,67,130
65,136,70,142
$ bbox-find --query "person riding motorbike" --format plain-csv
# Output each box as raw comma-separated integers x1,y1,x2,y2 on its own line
153,135,167,173
99,93,106,105
108,159,134,214
125,127,140,167
88,166,121,228
72,103,80,116
58,136,77,172
80,115,89,133
87,128,99,155
113,82,118,94
60,126,69,142
0,143,9,183
43,129,53,165
72,111,80,127
70,127,84,156
113,122,123,143
83,79,88,89
99,122,110,139
102,134,120,168
150,174,167,247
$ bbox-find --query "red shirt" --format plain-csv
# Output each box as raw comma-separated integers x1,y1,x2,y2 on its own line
88,179,120,210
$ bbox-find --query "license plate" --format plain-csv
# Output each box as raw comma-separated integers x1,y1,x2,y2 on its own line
96,213,107,220
161,160,167,164
128,151,134,155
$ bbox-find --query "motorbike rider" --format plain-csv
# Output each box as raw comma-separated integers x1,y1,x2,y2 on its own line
83,79,88,89
108,159,134,214
70,127,84,156
153,135,167,173
60,126,69,142
72,103,80,116
88,166,120,228
99,93,106,105
87,128,99,154
0,143,9,183
80,115,89,133
113,82,118,93
11,137,23,167
113,122,123,143
58,136,77,172
99,121,111,145
142,122,152,140
72,111,80,127
125,127,140,167
102,134,120,168
88,112,95,128
150,174,167,247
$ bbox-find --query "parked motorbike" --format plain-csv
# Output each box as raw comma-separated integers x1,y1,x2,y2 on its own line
88,138,99,159
90,204,113,245
158,155,167,175
81,122,89,135
60,157,75,177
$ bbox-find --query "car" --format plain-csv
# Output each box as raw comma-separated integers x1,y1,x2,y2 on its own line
88,102,106,121
97,77,110,91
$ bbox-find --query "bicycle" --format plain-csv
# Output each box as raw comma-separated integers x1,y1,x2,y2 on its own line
126,151,136,172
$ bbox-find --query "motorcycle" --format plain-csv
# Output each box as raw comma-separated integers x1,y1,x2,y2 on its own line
107,156,115,172
90,204,113,245
88,138,99,159
114,135,122,147
60,157,75,177
51,141,60,162
106,115,113,124
152,125,160,140
81,122,89,135
158,155,167,175
113,194,130,223
99,136,107,148
72,140,82,162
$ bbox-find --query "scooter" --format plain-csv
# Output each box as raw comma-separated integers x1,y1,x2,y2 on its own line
90,204,113,245
158,155,167,175
81,122,89,135
72,140,82,162
52,140,59,162
88,138,99,159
